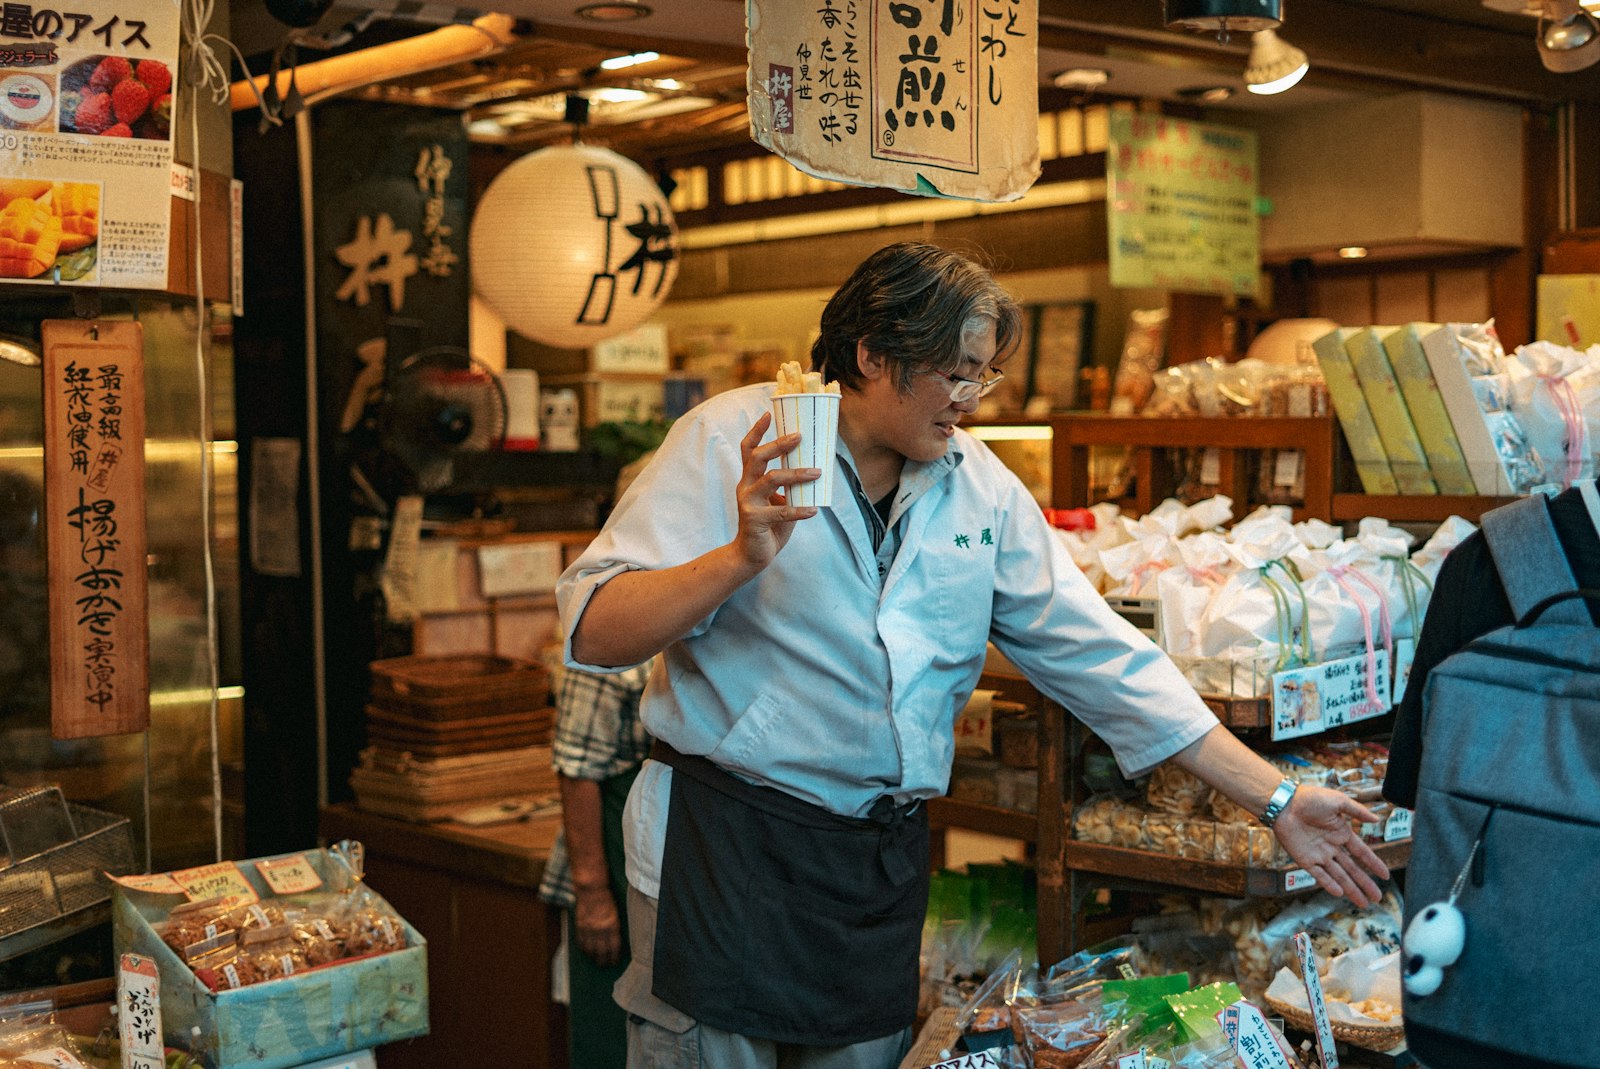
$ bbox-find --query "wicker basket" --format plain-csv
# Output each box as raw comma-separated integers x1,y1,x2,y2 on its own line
1265,995,1405,1052
369,655,549,720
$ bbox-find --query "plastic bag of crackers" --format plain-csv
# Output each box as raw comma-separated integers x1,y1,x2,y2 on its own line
164,885,407,993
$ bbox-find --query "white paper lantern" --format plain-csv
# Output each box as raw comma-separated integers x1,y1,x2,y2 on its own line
470,143,679,350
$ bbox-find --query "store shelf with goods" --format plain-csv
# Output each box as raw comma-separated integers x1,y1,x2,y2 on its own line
936,657,1409,967
970,412,1517,525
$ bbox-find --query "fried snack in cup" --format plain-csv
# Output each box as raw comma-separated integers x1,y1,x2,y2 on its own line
771,361,839,507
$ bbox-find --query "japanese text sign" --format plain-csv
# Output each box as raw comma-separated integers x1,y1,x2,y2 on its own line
1293,932,1341,1069
42,320,148,739
1108,112,1259,297
257,853,324,895
1214,999,1295,1069
117,954,164,1069
169,860,259,906
1270,648,1391,741
747,0,1040,202
0,0,178,288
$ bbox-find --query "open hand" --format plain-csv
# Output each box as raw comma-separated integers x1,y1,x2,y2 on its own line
1271,784,1391,908
732,412,820,570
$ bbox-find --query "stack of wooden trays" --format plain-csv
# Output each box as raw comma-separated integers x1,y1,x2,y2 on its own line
350,655,557,821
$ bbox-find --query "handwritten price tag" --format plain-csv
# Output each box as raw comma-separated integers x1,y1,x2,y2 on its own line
107,872,185,895
117,954,164,1069
169,861,258,906
1218,1000,1296,1069
257,854,324,895
1294,932,1341,1069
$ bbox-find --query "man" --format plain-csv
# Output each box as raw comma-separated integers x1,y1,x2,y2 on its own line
558,242,1387,1069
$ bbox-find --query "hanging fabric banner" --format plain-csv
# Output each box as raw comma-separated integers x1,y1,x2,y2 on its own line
746,0,1040,203
42,319,149,739
0,0,180,288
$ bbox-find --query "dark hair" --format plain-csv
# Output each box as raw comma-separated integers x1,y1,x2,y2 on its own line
809,242,1022,393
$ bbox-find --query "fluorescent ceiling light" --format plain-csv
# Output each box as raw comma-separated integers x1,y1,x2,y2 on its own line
588,86,650,103
1338,246,1369,259
599,51,658,70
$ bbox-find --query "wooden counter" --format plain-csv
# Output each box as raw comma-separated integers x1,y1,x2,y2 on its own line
319,804,567,1069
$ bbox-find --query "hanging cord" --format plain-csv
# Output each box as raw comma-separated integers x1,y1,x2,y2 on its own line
1259,558,1312,670
180,0,226,862
1385,554,1433,640
1327,565,1394,714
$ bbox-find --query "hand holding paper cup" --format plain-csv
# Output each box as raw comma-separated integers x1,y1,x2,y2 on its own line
771,360,840,508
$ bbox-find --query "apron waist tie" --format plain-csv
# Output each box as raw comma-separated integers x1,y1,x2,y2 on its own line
649,738,925,886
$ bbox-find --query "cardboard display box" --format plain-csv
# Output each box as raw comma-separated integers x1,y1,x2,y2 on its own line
112,848,428,1069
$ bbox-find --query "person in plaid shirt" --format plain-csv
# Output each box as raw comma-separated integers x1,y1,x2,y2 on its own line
538,658,654,1069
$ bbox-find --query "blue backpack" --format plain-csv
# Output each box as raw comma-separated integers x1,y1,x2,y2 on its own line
1402,493,1600,1067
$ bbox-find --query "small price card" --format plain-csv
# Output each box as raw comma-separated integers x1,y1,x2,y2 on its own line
1271,649,1392,741
1215,1000,1296,1069
1384,807,1412,842
1293,932,1341,1069
1283,868,1319,892
1117,1053,1148,1069
117,954,164,1069
170,861,258,906
107,872,185,895
257,854,324,895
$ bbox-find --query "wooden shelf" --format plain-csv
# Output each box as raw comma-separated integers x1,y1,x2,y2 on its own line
928,797,1038,843
1331,493,1514,524
970,413,1504,526
1061,840,1412,898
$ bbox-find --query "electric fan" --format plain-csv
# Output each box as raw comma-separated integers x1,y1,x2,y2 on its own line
375,346,508,495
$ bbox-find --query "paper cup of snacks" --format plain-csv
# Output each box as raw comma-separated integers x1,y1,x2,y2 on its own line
771,360,840,508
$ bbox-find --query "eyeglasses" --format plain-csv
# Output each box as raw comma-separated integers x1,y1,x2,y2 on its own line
934,367,1005,404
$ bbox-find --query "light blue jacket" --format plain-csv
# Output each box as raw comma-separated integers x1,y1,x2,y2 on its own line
558,384,1217,895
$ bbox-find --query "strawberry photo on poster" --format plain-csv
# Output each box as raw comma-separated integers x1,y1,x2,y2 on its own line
58,55,171,140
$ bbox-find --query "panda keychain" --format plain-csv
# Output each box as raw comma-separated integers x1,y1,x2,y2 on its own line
1401,835,1479,996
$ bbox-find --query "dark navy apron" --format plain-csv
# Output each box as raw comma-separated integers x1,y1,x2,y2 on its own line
648,739,929,1046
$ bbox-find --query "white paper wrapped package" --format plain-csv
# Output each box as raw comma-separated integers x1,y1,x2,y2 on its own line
1299,541,1391,659
1052,501,1129,594
1293,517,1342,550
1196,519,1313,694
1509,341,1599,488
1154,532,1235,660
1100,534,1180,598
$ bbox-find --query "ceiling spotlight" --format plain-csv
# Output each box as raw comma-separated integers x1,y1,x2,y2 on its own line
1052,67,1110,90
1164,0,1280,39
1245,28,1309,94
1538,0,1600,70
1338,246,1369,259
575,1,651,20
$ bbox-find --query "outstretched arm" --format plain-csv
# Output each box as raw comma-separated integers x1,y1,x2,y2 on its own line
571,413,820,668
1171,724,1390,907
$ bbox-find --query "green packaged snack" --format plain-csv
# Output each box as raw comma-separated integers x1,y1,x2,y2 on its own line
1163,981,1243,1042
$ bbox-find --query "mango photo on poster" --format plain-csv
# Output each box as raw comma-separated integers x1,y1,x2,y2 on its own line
58,54,171,140
0,178,99,281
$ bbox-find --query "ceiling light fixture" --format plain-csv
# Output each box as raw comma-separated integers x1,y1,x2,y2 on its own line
1163,0,1280,39
1245,28,1309,94
1538,0,1600,70
575,1,652,21
1338,246,1369,259
599,51,659,70
1051,67,1110,90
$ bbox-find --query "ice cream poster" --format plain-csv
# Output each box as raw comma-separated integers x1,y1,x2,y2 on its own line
0,0,178,288
746,0,1041,203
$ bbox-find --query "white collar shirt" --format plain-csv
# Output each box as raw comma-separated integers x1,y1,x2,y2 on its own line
558,383,1218,896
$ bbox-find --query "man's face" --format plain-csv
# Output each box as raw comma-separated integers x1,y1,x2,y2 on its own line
854,319,998,464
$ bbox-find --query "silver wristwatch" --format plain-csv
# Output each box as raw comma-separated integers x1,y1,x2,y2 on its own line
1260,777,1299,828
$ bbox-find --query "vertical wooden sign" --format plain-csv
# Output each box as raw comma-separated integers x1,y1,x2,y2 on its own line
42,319,149,739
